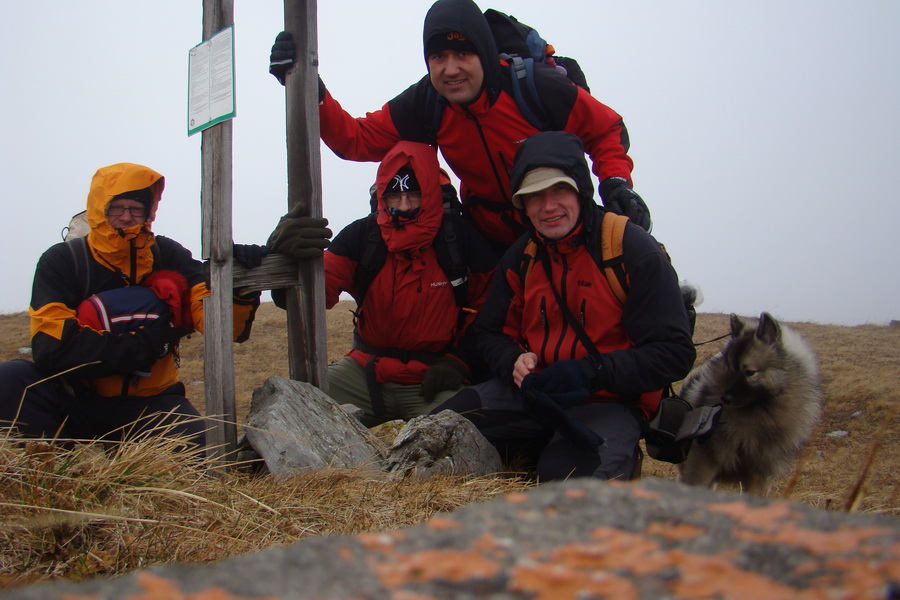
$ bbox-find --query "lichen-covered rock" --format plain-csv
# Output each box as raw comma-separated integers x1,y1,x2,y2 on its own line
6,478,897,599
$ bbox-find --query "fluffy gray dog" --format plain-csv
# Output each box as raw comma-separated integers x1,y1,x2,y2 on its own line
678,312,823,495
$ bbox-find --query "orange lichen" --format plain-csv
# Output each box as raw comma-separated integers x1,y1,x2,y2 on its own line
670,552,808,600
645,521,707,542
373,549,503,588
62,573,282,600
627,485,661,500
426,516,459,530
509,561,639,600
390,592,438,600
707,500,799,529
358,533,398,552
506,493,529,504
563,488,588,499
735,523,898,555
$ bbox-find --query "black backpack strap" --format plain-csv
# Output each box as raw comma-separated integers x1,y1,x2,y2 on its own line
434,212,470,310
65,236,93,301
353,215,387,304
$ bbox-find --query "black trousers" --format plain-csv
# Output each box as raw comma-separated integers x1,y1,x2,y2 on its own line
433,378,642,481
0,359,206,448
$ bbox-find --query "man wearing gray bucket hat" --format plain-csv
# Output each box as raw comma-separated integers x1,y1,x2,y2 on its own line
432,131,694,482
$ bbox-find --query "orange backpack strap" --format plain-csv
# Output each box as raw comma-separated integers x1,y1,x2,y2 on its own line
600,212,630,305
519,239,539,284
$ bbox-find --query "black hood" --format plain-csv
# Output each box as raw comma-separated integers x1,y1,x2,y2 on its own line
510,131,599,236
423,0,502,103
510,131,597,206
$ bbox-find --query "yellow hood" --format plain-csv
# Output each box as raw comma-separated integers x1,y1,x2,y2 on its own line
85,163,165,282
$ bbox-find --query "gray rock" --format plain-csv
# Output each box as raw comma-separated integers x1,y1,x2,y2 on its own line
243,376,384,476
383,410,505,478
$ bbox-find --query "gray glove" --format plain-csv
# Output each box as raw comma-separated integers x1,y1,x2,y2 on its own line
267,206,332,259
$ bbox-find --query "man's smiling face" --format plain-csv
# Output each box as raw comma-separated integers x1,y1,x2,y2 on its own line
522,183,582,240
427,49,484,105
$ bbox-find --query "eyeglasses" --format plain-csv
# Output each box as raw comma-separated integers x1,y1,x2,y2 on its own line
106,205,147,218
383,191,422,206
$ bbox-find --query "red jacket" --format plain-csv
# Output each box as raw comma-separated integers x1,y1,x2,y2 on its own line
324,142,496,384
319,0,633,249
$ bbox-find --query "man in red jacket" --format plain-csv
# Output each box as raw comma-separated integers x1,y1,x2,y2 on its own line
269,0,651,254
319,142,497,427
433,132,695,481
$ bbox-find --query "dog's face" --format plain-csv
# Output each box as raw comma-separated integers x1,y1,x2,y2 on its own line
721,313,786,407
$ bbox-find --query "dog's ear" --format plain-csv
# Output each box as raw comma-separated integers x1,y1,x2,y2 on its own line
729,313,744,337
756,312,781,344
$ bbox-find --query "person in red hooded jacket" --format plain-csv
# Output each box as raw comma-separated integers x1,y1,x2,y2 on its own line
0,163,281,448
322,142,497,427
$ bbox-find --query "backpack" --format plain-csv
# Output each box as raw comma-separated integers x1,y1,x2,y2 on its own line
519,211,718,463
483,9,591,131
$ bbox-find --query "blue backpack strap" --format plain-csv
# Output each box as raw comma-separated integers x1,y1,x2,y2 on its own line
501,54,549,131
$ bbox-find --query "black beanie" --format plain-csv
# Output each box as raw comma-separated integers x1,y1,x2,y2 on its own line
425,31,477,57
113,187,154,214
385,166,420,195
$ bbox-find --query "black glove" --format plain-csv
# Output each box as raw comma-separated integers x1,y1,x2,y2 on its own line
421,356,471,401
600,177,652,232
135,312,184,360
267,206,332,259
269,31,296,85
233,243,269,269
522,359,596,409
104,312,183,375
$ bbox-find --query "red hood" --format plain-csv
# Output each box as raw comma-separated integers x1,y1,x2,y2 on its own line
375,142,443,252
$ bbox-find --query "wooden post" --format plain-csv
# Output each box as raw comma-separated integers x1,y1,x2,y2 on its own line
282,0,328,390
201,0,237,463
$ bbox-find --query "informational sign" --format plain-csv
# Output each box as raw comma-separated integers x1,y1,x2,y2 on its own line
188,25,235,136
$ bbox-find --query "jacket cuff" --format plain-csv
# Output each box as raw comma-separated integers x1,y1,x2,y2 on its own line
582,354,612,392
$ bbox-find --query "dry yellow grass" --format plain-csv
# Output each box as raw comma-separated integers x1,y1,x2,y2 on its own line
0,302,897,590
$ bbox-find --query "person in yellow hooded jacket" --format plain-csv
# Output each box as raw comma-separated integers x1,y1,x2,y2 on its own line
0,163,272,448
